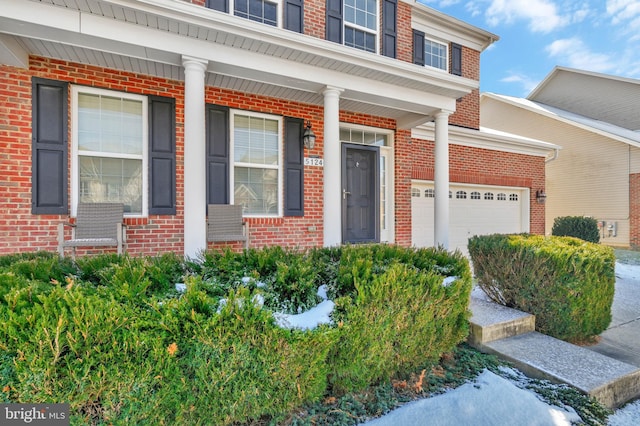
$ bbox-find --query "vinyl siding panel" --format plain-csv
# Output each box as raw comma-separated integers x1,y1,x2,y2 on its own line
481,98,631,246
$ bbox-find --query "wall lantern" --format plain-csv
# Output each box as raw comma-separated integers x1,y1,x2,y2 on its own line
536,189,547,204
303,120,316,150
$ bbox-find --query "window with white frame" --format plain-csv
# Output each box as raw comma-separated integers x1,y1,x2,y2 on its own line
73,86,147,215
344,0,378,53
206,0,282,27
232,112,282,216
424,37,448,71
234,0,279,26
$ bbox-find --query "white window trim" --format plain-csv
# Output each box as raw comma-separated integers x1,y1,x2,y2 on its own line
424,35,449,73
339,122,394,243
343,0,379,53
229,109,283,218
70,85,148,218
230,0,283,28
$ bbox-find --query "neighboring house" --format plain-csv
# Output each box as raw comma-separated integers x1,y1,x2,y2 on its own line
0,0,556,258
481,66,640,248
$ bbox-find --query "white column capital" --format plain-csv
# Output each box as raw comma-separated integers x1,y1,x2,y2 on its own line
322,86,344,98
181,55,208,71
434,109,454,120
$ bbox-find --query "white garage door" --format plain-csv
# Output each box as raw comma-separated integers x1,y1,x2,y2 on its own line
411,182,529,254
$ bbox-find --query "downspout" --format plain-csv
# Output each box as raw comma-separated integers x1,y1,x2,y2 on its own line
545,148,559,163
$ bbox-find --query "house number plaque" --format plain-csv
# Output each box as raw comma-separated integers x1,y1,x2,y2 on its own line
304,157,324,167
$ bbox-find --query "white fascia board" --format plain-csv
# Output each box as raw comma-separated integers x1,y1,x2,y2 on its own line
410,1,499,51
2,0,475,97
412,123,561,157
76,13,464,111
483,92,640,149
102,0,476,92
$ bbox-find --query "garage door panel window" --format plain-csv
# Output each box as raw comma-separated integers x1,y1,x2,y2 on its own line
497,193,506,201
510,193,519,201
484,192,494,200
456,190,467,199
471,191,481,200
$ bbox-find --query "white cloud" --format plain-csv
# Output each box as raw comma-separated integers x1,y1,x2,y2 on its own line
483,0,567,33
607,0,640,24
545,38,613,73
607,0,640,40
500,73,540,96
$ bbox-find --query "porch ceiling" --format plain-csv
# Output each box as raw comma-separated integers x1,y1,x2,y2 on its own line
0,0,479,126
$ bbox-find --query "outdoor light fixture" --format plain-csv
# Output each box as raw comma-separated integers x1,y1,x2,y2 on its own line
536,189,547,204
302,120,316,150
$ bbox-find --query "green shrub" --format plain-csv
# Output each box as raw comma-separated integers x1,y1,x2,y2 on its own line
328,245,472,394
0,245,472,424
468,234,615,342
551,216,600,243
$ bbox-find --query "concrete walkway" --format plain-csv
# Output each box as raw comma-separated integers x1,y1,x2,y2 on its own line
468,263,640,409
589,264,640,368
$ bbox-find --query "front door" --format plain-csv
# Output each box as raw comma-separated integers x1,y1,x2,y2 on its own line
342,144,379,243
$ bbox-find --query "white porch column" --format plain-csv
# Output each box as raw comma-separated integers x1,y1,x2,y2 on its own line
322,86,344,246
182,56,208,258
434,110,452,249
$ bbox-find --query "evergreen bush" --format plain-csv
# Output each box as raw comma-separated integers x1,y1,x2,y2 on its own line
551,216,600,243
0,245,472,424
468,234,615,342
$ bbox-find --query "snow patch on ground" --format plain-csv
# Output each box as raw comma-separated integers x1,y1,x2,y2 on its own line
273,285,334,330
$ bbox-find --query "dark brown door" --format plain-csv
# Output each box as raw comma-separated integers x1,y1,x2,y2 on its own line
342,144,379,243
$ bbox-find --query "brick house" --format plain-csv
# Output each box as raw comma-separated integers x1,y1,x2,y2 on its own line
0,0,557,257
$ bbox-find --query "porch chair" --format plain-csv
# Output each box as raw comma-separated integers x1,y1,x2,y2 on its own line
207,204,249,249
57,203,125,258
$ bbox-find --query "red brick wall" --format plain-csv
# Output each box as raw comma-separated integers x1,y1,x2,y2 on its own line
409,140,547,235
1,56,542,257
0,57,186,256
630,173,640,249
450,46,480,129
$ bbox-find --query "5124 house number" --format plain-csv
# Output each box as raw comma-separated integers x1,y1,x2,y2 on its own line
304,157,324,167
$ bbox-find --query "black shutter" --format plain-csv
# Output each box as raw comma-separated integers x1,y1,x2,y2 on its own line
326,0,343,43
451,42,462,76
382,0,397,58
206,104,230,205
284,117,304,217
412,29,425,66
206,0,228,12
148,96,176,215
284,0,304,33
32,78,68,215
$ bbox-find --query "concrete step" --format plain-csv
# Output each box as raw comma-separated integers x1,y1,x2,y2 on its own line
481,332,640,409
468,296,535,346
467,296,640,409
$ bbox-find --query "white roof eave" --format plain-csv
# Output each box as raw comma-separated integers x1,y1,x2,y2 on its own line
482,92,640,149
412,122,561,157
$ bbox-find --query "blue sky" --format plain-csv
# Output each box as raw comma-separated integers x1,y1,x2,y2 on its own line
419,0,640,97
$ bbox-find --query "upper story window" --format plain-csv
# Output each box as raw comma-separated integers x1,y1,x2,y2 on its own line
424,38,447,71
72,86,147,216
327,0,386,54
413,30,462,76
206,0,304,32
344,0,378,53
235,0,278,26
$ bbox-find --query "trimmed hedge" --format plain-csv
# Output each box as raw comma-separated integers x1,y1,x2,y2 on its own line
468,234,615,343
0,245,472,424
552,216,600,243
